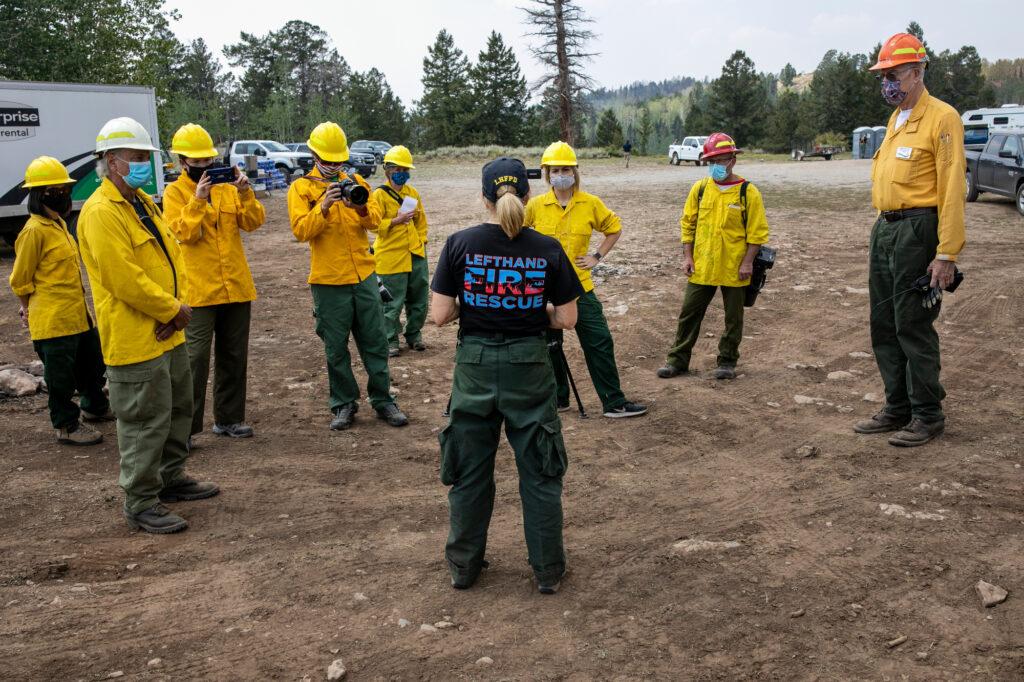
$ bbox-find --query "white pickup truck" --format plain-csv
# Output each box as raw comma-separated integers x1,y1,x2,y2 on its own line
668,136,708,166
226,140,313,180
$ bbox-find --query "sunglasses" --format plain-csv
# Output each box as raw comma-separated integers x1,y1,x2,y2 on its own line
877,66,915,82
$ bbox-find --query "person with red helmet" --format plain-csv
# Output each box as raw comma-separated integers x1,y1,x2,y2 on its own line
852,32,966,447
657,132,770,380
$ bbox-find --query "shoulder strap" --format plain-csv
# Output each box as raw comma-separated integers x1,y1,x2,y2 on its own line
695,178,708,227
739,181,749,232
377,185,404,207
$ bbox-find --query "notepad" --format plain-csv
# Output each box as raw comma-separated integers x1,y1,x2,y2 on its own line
400,197,418,214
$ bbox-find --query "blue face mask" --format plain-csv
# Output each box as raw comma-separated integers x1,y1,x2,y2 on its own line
709,163,729,182
390,171,410,186
117,157,153,189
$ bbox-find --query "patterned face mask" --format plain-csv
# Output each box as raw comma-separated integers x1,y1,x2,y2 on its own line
881,77,908,106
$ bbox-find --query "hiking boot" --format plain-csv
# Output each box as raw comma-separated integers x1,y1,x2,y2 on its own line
330,403,358,430
450,560,489,590
388,346,401,358
408,340,427,352
124,503,188,534
557,399,571,413
853,410,910,434
537,570,566,595
888,418,945,447
376,403,409,427
159,476,220,502
212,422,254,438
187,435,199,451
712,364,736,380
56,422,103,446
604,401,648,418
81,407,115,422
657,364,687,379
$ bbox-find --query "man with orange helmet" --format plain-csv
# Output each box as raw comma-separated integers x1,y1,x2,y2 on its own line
853,32,965,447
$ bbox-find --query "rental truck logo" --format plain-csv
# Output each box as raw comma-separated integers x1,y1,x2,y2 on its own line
0,101,40,140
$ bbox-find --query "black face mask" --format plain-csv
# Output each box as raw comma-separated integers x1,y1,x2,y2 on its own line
42,191,72,217
185,164,206,183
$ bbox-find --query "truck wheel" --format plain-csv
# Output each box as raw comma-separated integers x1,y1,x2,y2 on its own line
824,154,832,161
694,155,703,166
965,170,979,202
1016,182,1024,216
671,153,678,165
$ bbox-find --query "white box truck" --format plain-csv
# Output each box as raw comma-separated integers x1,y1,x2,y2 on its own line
0,80,164,243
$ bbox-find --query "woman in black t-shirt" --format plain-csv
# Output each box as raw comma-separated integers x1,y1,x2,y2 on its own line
430,157,583,595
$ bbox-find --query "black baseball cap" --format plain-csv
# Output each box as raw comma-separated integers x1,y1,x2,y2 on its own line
481,157,530,203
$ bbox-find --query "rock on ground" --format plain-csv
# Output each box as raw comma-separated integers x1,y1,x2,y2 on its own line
976,580,1008,607
476,657,494,666
879,503,946,521
326,658,346,681
827,371,855,381
795,445,820,458
0,368,42,396
671,539,741,554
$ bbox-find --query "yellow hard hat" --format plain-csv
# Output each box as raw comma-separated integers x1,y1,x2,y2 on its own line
170,123,218,158
383,145,415,169
22,156,76,188
541,141,578,167
307,122,349,163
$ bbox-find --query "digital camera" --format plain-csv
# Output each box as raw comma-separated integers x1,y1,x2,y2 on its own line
332,178,369,206
744,245,777,308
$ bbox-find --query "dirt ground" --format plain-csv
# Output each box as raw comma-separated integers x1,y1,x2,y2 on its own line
1,156,1023,681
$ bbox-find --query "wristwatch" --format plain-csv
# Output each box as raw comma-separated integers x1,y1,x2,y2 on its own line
592,252,602,260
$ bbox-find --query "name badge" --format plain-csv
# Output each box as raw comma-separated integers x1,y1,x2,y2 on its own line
896,146,913,160
728,204,742,210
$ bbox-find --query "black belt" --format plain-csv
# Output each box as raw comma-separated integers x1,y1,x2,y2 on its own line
881,207,937,222
459,330,544,341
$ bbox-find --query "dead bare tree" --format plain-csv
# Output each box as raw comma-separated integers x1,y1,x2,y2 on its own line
522,0,597,144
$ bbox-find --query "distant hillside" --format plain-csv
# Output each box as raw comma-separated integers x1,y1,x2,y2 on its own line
587,77,698,109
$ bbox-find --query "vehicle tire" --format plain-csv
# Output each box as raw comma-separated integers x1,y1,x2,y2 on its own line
824,154,832,161
671,153,678,165
1016,182,1024,216
965,170,979,202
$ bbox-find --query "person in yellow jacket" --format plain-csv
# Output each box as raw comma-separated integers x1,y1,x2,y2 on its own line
524,141,647,418
852,33,966,447
287,121,408,430
369,145,429,357
8,156,111,446
163,123,265,443
657,132,770,380
78,117,219,535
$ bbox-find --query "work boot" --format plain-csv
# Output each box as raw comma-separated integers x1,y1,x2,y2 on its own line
186,436,199,451
537,569,566,595
712,364,736,380
388,346,401,358
81,407,116,422
852,410,910,434
330,403,358,430
450,560,488,590
888,418,945,447
557,399,571,413
159,476,221,502
376,403,409,427
603,401,648,418
212,422,254,438
408,340,427,352
56,422,103,446
656,364,687,379
124,503,188,534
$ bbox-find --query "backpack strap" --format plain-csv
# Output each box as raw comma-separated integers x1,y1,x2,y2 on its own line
378,185,404,207
695,178,708,227
739,180,749,234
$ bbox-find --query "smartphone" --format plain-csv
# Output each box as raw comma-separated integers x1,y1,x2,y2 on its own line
205,166,236,184
526,168,542,179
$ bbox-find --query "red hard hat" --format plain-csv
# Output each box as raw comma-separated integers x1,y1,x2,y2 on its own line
703,132,741,160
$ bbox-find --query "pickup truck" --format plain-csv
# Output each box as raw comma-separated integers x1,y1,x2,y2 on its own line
285,142,376,178
965,130,1024,216
225,140,313,182
668,136,708,166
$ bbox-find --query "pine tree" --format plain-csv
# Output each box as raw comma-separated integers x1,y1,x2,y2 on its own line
348,68,408,143
417,29,473,148
594,108,623,148
683,82,713,136
636,106,653,154
779,63,798,87
707,50,766,145
469,31,529,145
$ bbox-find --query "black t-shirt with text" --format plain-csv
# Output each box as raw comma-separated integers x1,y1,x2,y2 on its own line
431,223,583,336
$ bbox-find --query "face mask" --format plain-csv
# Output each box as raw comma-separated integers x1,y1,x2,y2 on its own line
315,159,343,179
42,191,72,216
550,175,575,190
185,164,206,183
709,163,729,182
390,171,410,186
881,77,908,106
115,156,152,189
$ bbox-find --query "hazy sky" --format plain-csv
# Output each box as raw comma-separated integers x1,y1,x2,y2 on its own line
167,0,1021,105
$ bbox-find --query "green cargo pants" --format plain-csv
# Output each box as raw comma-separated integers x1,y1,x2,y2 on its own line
107,344,192,514
32,327,109,429
547,290,626,411
665,282,746,370
311,278,394,411
185,301,251,435
379,254,429,350
868,213,945,422
439,335,568,585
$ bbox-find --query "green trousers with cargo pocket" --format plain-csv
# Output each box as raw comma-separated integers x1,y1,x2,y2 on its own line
107,344,193,515
311,278,395,411
665,282,746,370
379,254,429,350
439,335,568,585
32,327,109,429
547,290,626,411
185,301,251,435
868,213,945,422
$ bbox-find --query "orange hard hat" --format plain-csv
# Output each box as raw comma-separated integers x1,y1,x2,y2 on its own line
703,132,741,160
869,33,928,72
